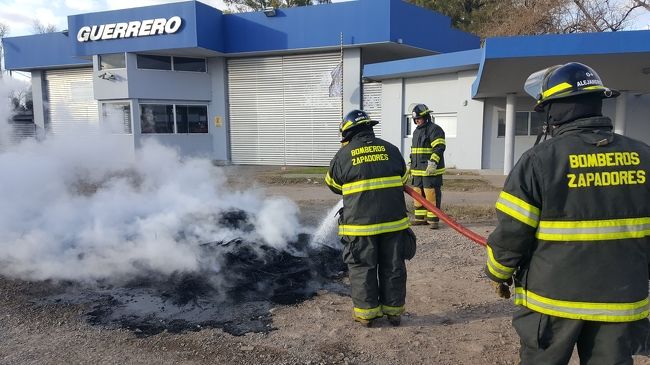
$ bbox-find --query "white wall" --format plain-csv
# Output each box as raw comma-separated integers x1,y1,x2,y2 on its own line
398,69,484,169
481,94,650,170
343,48,361,114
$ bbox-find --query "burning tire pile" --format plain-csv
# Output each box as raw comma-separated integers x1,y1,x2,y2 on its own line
41,210,348,337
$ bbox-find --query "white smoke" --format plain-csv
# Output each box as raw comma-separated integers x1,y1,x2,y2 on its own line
0,77,29,149
0,82,306,283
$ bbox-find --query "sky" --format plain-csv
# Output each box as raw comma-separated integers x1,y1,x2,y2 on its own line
0,0,352,37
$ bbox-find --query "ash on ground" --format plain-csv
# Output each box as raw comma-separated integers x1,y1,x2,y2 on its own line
36,210,348,337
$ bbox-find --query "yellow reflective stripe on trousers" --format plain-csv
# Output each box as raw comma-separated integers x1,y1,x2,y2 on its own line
341,176,404,195
381,304,404,316
426,211,437,218
414,209,428,217
339,217,410,236
325,172,342,191
430,138,445,148
514,287,649,322
354,306,383,320
411,147,433,154
486,246,515,280
411,168,446,176
536,217,650,241
495,191,540,228
430,153,440,163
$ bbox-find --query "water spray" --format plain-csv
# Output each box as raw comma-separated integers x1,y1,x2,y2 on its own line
404,185,487,247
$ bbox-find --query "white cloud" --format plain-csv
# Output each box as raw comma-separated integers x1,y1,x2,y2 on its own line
104,0,227,11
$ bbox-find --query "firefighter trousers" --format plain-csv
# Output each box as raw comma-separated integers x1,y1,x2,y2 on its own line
411,176,442,223
341,229,413,320
513,307,650,365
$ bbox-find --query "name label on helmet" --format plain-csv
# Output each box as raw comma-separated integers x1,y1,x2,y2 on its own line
76,16,183,42
576,79,602,87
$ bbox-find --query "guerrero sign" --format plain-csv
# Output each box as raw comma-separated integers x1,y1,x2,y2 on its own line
77,16,182,42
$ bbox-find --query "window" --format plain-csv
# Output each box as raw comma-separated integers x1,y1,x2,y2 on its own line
136,54,207,72
140,104,174,134
140,104,208,134
99,53,126,70
102,102,132,134
176,105,208,133
404,113,457,138
497,110,545,137
137,55,172,70
173,57,207,72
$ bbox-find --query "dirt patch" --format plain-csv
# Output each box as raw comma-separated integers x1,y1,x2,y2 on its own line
2,167,649,365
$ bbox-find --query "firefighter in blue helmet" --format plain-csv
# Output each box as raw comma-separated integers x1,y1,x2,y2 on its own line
486,62,650,364
325,110,416,327
409,104,446,229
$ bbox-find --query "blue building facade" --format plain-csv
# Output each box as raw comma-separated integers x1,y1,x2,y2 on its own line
4,0,479,165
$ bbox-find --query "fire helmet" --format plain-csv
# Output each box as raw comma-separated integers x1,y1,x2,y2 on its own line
524,62,619,112
411,103,432,120
339,110,378,142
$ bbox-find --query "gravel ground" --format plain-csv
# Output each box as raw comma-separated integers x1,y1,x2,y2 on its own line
2,169,649,365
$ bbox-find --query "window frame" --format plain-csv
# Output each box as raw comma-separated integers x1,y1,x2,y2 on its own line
98,53,126,71
496,110,543,138
139,103,209,135
135,54,207,73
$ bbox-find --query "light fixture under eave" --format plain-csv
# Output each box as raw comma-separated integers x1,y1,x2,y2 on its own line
263,7,277,17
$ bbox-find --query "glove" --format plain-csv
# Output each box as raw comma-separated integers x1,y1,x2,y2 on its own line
491,277,513,299
425,160,437,175
406,162,411,178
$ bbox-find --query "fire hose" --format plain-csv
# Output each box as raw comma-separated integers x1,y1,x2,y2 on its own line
404,185,487,247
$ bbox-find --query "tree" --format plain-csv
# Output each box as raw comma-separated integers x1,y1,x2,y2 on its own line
407,0,643,39
0,22,9,77
224,0,322,12
32,20,57,34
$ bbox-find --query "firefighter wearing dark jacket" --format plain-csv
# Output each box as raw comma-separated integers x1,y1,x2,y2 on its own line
486,62,650,364
409,104,446,228
325,110,416,328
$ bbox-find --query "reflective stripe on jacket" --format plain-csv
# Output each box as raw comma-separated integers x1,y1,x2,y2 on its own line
410,121,446,176
485,116,650,322
325,130,409,236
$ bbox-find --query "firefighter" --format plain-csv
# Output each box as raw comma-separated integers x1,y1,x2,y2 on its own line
485,62,650,364
409,104,446,229
325,109,416,327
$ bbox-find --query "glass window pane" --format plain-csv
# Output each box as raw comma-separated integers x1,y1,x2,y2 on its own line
99,53,126,70
497,110,505,137
102,103,131,134
174,57,206,72
404,115,412,137
515,112,529,136
140,104,174,134
137,54,172,70
176,106,189,133
187,106,208,133
530,111,546,136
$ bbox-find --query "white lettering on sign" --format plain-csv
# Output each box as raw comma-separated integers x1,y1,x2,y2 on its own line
77,16,182,42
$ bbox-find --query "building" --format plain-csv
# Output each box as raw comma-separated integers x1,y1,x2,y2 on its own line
3,0,478,166
5,0,650,172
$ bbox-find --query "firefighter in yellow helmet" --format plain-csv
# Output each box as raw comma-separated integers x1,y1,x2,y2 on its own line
486,62,650,364
325,110,416,327
409,104,446,228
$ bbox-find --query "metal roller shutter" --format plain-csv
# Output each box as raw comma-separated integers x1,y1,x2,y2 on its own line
44,68,98,134
228,53,342,166
362,81,382,138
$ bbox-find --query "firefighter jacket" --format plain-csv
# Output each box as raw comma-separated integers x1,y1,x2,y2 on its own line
486,116,650,323
325,130,410,236
410,121,446,176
